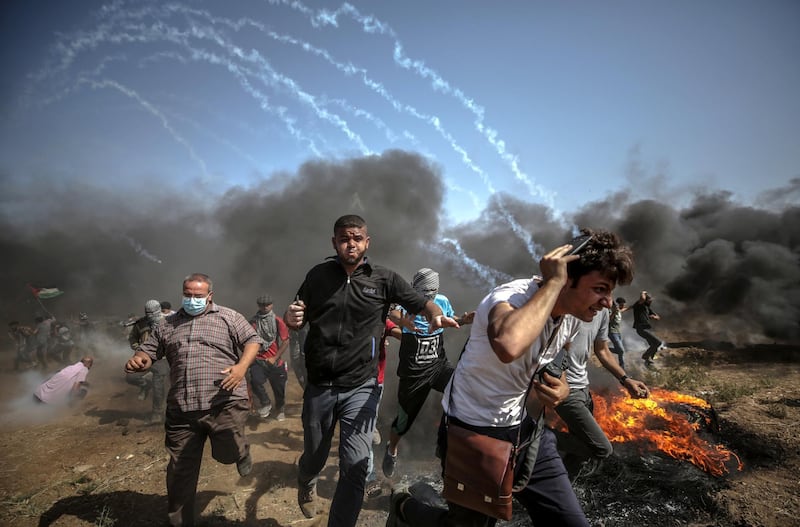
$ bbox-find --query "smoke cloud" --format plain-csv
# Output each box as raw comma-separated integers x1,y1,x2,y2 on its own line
1,150,798,344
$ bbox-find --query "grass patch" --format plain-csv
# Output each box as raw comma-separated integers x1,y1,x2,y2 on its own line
644,360,776,404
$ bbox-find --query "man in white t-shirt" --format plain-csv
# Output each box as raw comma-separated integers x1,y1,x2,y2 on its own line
391,229,635,527
555,308,649,479
34,356,94,404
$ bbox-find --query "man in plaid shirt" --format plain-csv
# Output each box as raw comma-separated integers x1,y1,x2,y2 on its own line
125,273,261,527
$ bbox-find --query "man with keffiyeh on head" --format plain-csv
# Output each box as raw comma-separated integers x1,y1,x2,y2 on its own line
248,294,290,421
381,268,475,479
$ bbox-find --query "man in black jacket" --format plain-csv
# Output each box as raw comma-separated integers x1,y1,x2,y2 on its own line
285,214,457,527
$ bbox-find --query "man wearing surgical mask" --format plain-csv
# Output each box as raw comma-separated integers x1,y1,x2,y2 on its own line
125,273,261,527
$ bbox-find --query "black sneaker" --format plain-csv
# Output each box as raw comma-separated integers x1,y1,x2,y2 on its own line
386,485,411,527
236,452,252,477
298,482,317,518
382,444,398,477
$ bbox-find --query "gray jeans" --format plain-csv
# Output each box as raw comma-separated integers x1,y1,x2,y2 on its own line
298,378,380,527
554,387,613,477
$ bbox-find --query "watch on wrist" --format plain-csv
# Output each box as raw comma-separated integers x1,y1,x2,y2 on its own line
618,375,628,385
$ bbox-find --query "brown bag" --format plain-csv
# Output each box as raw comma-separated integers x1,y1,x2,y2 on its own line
442,422,516,520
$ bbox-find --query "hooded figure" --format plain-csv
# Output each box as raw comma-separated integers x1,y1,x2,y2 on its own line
411,268,440,300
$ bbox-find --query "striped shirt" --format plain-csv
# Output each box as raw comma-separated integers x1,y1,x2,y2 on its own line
140,303,261,412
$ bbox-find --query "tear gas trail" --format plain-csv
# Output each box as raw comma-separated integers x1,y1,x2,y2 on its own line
274,0,557,209
80,77,210,177
119,234,163,264
435,238,513,288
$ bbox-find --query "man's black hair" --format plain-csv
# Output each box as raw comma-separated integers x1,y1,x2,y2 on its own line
333,214,366,232
567,228,635,287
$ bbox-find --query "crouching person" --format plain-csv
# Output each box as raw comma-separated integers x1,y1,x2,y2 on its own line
34,356,94,405
391,230,634,527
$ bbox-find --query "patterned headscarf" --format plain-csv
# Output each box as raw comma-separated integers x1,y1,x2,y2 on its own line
412,268,439,300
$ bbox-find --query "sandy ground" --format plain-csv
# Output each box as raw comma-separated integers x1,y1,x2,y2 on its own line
1,330,799,527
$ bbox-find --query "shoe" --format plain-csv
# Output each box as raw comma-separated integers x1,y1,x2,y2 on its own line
386,484,411,527
576,457,602,479
236,452,253,477
382,444,398,478
258,404,272,419
276,411,285,422
408,481,446,509
146,412,164,425
373,428,382,445
298,482,317,518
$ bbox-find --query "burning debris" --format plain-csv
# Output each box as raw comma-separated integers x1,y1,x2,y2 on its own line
592,387,743,477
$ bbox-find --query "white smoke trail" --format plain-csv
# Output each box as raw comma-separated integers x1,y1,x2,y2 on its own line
271,0,558,210
434,238,513,288
163,108,261,167
119,233,163,264
79,77,209,178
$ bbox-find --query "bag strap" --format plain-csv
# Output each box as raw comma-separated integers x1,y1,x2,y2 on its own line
446,317,564,450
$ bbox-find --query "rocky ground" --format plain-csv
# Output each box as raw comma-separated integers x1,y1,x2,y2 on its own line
0,330,798,527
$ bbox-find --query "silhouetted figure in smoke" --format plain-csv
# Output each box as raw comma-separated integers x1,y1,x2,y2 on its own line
632,291,666,366
383,268,473,479
555,307,649,480
127,299,171,424
34,356,93,405
393,229,634,527
248,294,289,421
125,300,163,406
33,315,54,370
608,297,628,368
125,273,261,527
76,312,96,355
8,321,35,370
50,323,75,365
284,214,455,527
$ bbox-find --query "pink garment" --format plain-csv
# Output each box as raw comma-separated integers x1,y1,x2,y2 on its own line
34,361,89,404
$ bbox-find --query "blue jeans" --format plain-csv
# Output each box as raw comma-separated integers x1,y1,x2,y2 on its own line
366,383,384,482
608,332,626,368
298,378,380,527
554,387,613,477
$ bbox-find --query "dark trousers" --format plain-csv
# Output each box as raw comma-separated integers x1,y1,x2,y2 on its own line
403,418,589,527
249,359,287,410
636,327,662,360
391,360,453,436
164,400,250,526
298,378,380,527
554,387,613,477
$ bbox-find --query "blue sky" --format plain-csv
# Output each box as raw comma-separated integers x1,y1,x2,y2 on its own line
1,0,799,225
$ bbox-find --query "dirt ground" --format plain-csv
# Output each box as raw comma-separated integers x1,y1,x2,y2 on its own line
1,331,798,527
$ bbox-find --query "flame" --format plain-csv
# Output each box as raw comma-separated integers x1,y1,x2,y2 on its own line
592,387,743,477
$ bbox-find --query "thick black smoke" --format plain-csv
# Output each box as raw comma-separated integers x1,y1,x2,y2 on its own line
1,151,798,343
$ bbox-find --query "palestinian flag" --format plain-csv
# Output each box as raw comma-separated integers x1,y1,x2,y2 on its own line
28,285,64,299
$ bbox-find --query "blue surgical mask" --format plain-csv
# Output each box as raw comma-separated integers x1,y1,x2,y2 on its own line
182,295,208,316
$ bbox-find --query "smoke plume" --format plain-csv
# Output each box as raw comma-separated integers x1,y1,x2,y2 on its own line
1,151,798,343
